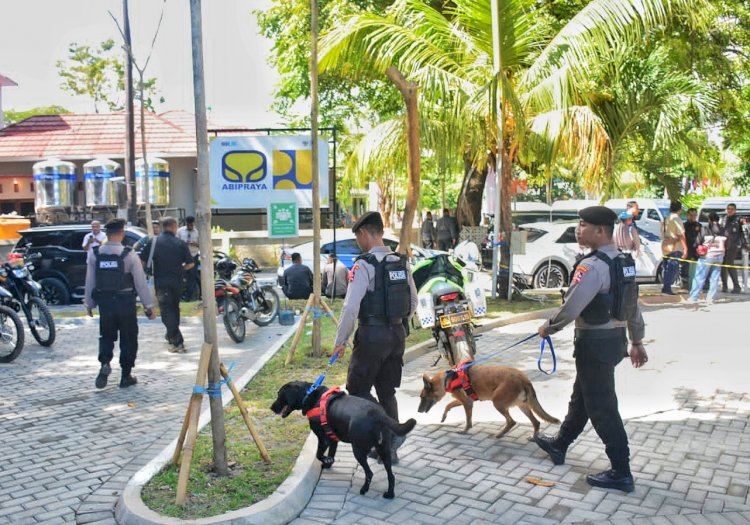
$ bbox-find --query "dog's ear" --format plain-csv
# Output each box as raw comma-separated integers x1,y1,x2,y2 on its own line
422,373,433,391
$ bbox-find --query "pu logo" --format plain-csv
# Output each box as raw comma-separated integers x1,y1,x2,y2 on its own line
273,149,313,190
221,151,269,190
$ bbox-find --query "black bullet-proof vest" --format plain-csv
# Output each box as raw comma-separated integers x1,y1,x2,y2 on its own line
357,252,411,322
94,246,134,295
574,250,638,325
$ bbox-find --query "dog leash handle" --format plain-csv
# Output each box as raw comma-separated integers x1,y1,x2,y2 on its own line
537,336,557,375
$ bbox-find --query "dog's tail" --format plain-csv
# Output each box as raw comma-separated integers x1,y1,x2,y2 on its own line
375,412,417,437
525,383,560,424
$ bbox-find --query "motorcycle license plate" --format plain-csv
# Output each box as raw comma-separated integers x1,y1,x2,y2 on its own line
439,310,471,329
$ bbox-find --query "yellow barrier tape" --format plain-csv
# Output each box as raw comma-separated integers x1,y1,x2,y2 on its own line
662,255,750,270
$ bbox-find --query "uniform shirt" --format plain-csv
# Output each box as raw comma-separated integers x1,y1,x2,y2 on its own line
176,226,200,257
613,221,641,257
82,231,106,250
281,263,314,300
684,220,704,259
322,259,349,298
436,216,458,242
719,215,744,250
84,241,153,310
141,231,193,288
334,245,418,347
420,219,436,243
541,243,645,343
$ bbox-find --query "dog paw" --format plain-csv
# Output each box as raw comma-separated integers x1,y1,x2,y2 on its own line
383,491,395,499
321,457,335,469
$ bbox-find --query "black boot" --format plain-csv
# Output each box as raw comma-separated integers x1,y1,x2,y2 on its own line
120,373,138,388
532,433,567,465
586,469,634,493
95,363,111,389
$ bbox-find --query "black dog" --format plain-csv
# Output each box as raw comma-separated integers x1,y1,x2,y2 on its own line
270,380,416,499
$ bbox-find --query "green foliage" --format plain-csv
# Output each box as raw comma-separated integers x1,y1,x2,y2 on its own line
56,39,162,113
3,106,70,125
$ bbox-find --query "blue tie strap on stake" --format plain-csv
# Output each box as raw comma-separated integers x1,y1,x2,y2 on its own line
192,361,238,398
537,336,557,375
305,307,333,320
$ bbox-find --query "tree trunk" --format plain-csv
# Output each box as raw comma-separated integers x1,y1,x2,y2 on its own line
189,0,228,476
123,0,136,224
138,78,153,235
385,66,419,256
310,0,322,357
497,149,513,297
456,152,488,228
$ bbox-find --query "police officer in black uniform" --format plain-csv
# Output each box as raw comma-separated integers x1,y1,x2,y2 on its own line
333,212,418,461
84,219,156,389
719,203,746,293
532,206,648,493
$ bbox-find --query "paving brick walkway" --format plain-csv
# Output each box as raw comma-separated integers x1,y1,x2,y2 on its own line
0,312,292,525
292,300,750,525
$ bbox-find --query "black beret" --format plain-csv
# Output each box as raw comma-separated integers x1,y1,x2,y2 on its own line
351,211,384,233
104,218,126,233
579,206,617,226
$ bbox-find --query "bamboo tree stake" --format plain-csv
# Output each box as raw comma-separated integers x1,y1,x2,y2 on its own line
171,402,192,465
175,342,213,505
219,363,272,463
318,298,339,327
285,294,315,366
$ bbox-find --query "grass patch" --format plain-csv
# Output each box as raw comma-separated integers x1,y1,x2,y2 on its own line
142,294,558,519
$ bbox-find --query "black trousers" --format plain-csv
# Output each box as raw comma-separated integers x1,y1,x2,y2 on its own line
156,282,183,346
184,255,200,301
347,323,406,421
722,246,740,290
438,239,452,251
557,329,630,473
98,293,138,373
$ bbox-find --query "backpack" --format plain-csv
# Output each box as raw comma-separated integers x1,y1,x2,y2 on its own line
596,251,638,322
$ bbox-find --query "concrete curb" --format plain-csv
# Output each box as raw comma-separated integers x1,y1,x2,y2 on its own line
115,320,310,525
116,307,557,525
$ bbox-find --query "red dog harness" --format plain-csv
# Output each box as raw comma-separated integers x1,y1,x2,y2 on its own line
445,360,479,400
306,387,343,442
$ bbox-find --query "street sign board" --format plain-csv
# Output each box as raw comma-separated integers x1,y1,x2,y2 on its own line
268,202,298,238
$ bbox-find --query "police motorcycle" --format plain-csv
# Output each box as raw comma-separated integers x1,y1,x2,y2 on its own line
412,253,486,366
214,256,280,343
1,252,55,347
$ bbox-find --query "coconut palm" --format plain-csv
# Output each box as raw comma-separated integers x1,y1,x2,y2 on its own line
319,0,707,284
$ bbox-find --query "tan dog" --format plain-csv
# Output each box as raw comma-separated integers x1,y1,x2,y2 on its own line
418,364,559,437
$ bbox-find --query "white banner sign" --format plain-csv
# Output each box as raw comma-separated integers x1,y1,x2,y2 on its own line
209,135,329,209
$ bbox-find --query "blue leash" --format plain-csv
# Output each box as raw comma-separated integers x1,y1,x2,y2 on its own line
457,333,556,375
302,352,340,403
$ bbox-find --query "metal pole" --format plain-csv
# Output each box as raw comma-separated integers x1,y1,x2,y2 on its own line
311,0,322,356
490,0,503,299
123,0,136,224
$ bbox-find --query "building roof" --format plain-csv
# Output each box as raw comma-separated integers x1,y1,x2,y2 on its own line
0,74,18,87
0,110,197,161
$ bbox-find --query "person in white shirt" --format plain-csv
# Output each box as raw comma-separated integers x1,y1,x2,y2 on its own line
176,216,200,301
82,221,107,252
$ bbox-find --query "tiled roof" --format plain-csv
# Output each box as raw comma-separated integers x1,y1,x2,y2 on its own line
0,110,198,160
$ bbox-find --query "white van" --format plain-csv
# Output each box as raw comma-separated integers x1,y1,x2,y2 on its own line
604,198,668,239
697,197,750,223
511,201,552,226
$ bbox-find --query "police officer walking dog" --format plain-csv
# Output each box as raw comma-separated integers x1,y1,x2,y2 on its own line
84,219,156,389
533,206,648,493
333,212,418,463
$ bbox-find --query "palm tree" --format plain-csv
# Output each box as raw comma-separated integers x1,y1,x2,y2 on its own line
320,0,706,289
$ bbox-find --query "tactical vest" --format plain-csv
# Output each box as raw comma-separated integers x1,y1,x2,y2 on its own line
574,250,638,325
721,216,742,248
357,252,411,323
94,246,134,295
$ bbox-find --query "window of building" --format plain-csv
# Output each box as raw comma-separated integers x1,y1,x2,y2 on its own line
13,181,19,193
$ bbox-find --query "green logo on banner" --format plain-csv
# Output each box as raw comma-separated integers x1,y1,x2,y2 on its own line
268,203,298,238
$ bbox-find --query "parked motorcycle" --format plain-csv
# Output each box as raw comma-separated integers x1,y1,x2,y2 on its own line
1,253,56,347
412,254,484,366
0,267,26,362
215,257,280,343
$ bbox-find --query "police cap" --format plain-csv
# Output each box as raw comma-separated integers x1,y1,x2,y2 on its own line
579,206,617,226
104,218,126,233
351,211,384,233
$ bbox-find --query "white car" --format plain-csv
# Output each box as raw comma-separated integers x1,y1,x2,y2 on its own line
276,231,441,283
512,222,666,288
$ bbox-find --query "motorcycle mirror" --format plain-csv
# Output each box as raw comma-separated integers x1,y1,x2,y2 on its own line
242,258,252,266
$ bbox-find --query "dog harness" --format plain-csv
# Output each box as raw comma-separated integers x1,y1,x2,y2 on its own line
306,387,344,442
445,360,479,401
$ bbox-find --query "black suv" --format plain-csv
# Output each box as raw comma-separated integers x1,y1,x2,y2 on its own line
13,224,147,305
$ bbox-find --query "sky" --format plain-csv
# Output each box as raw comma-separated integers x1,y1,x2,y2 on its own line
0,0,282,127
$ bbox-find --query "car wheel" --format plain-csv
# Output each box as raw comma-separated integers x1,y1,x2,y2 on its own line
532,262,567,289
40,277,70,306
